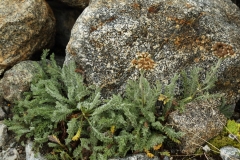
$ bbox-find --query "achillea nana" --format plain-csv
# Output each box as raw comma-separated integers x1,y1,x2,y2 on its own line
131,52,156,71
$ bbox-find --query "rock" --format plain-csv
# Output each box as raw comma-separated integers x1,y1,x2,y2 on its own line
0,122,8,148
25,141,45,160
0,61,42,102
167,99,227,154
65,0,240,101
56,0,89,9
109,153,160,160
202,145,211,153
220,146,240,160
0,0,55,75
1,148,19,160
0,107,6,120
0,80,4,105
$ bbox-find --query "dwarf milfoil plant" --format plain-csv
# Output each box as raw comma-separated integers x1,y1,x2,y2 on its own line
5,50,225,159
4,49,100,151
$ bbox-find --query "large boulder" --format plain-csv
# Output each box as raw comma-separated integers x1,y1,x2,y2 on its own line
65,0,240,102
0,0,55,75
56,0,89,9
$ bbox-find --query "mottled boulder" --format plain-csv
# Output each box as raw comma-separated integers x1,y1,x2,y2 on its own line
0,61,42,102
65,0,240,102
168,99,227,154
0,0,55,75
56,0,89,9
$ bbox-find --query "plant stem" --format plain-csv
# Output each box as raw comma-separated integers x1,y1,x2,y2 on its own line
140,70,145,107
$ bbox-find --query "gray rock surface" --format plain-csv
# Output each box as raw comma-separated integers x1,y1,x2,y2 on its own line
220,146,240,160
57,0,89,9
65,0,240,102
168,99,227,154
0,122,8,148
0,0,55,75
109,153,160,160
1,148,19,160
26,141,45,160
0,107,6,120
0,61,42,102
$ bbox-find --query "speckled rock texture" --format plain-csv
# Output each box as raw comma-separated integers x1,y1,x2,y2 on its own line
0,0,55,75
109,154,160,160
56,0,89,9
0,122,8,148
65,0,240,102
0,61,42,102
220,146,240,160
168,99,227,154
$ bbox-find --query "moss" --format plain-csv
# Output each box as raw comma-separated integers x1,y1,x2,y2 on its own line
208,120,240,153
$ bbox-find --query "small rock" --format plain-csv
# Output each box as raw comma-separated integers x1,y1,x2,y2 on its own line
202,145,211,153
0,61,42,102
0,122,8,148
1,148,19,160
26,141,45,160
220,146,240,160
168,99,227,154
0,107,6,120
109,153,160,160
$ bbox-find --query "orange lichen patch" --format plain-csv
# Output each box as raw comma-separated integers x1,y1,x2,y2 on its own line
168,12,205,26
131,2,141,10
90,26,97,33
194,57,200,63
66,44,77,56
89,17,116,33
185,3,194,9
168,16,196,26
212,42,235,58
215,66,240,101
148,4,160,13
172,34,211,52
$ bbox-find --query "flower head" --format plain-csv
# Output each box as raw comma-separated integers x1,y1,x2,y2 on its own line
131,52,156,71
